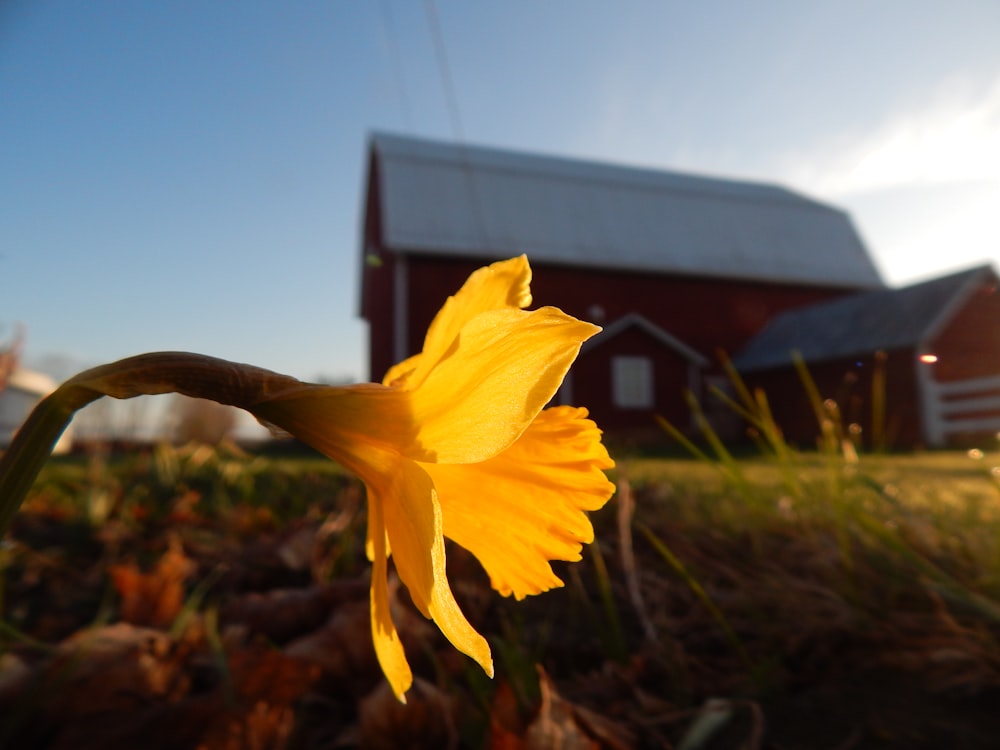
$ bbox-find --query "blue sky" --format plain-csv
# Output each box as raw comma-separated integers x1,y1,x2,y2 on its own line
3,1,999,390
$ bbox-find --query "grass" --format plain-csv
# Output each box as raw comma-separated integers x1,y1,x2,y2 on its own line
3,420,1000,746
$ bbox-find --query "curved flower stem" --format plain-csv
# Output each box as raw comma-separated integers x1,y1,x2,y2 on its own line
0,352,304,536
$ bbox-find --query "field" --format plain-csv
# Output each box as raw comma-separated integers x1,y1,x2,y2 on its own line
2,439,1000,749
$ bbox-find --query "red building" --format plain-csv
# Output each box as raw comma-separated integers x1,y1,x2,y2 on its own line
733,265,1000,448
359,133,888,443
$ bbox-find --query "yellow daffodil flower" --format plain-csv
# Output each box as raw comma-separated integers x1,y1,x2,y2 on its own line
252,255,615,700
0,255,615,703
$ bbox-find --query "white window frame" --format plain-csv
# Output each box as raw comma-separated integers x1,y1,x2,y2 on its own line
611,355,654,409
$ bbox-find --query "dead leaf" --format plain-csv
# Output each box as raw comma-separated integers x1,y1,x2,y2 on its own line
0,652,32,702
284,574,434,696
284,599,380,695
167,489,203,524
48,694,222,750
220,580,367,643
42,623,187,718
488,680,527,750
276,524,317,571
226,643,321,707
192,644,320,750
109,533,195,627
572,703,637,750
198,701,296,750
524,667,600,750
359,677,457,750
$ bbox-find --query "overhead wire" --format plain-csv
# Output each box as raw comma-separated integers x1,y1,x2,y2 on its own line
423,0,492,252
377,0,413,129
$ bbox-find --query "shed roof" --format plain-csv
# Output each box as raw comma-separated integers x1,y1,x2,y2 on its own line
582,313,709,366
368,132,884,289
732,265,998,372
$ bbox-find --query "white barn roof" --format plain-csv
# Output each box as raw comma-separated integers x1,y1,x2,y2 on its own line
368,132,884,289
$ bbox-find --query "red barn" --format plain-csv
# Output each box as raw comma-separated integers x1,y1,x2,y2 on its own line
733,265,1000,448
359,133,885,442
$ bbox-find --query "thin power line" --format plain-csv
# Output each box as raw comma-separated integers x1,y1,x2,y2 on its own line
423,0,492,250
424,0,465,141
378,0,412,129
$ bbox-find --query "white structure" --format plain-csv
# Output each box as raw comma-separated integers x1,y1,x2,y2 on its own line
0,368,73,454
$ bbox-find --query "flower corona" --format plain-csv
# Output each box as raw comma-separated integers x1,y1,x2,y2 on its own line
251,255,615,699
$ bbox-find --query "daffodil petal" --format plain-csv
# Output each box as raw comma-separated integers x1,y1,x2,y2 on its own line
365,508,391,562
382,352,421,390
409,307,600,464
427,406,615,600
397,255,532,390
380,459,493,677
252,310,598,467
250,383,417,469
367,492,412,702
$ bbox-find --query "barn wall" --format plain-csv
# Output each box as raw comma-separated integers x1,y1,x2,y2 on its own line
399,253,857,359
372,252,864,436
530,263,855,359
921,280,1000,443
360,150,384,319
741,350,923,449
363,253,397,382
360,157,398,382
928,279,1000,382
574,325,694,441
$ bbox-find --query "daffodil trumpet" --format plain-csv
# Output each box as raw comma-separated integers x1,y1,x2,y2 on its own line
0,255,615,700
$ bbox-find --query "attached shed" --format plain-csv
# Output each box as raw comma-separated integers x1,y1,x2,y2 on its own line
572,314,710,434
733,265,1000,448
360,132,884,438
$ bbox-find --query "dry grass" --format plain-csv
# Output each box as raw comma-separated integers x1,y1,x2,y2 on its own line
3,425,1000,747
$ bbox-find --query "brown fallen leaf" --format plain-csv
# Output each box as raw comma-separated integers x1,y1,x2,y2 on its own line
226,642,321,707
284,574,435,697
48,693,222,750
359,677,458,750
194,644,321,750
488,680,528,750
524,667,599,750
489,667,637,750
109,532,195,627
167,488,204,524
0,651,32,703
219,579,368,643
198,701,296,750
284,598,381,696
31,623,188,721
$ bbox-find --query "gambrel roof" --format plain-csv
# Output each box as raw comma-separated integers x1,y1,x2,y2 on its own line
366,132,884,290
733,265,998,372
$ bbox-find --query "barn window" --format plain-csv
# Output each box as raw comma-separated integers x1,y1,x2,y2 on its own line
611,356,654,409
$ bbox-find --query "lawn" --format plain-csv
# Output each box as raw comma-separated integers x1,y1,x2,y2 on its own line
2,439,1000,749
